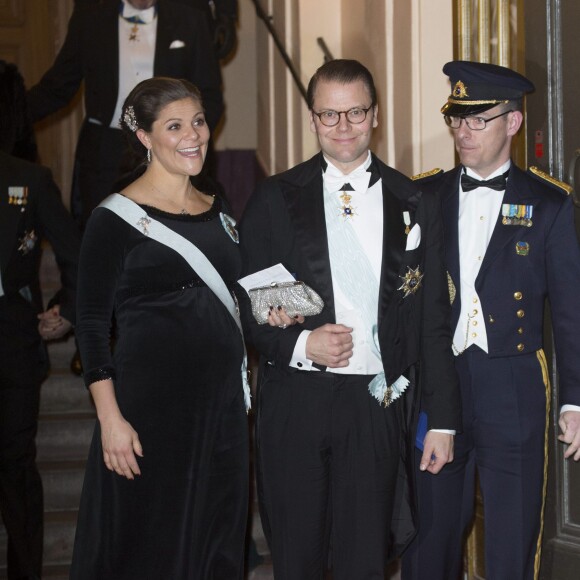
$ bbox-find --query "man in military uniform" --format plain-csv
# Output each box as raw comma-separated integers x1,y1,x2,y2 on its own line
0,61,80,580
402,61,580,580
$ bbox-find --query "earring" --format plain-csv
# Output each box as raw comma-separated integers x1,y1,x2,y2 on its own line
147,148,152,163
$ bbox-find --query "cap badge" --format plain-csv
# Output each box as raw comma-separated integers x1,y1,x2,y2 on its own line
452,80,469,99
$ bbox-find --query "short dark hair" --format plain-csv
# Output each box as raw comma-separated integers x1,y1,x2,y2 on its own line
306,59,377,110
120,77,203,154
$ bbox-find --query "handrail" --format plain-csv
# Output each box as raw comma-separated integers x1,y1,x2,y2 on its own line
316,37,334,63
251,0,308,103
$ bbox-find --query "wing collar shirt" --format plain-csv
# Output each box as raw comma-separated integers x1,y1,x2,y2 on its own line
290,151,384,375
110,0,157,129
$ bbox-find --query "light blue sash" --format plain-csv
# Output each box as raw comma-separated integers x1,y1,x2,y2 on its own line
323,188,409,405
100,193,251,411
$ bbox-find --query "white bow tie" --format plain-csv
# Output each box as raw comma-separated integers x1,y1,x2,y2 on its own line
324,167,372,194
122,2,156,24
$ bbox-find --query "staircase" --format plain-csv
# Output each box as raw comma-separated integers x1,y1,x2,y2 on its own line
0,336,95,579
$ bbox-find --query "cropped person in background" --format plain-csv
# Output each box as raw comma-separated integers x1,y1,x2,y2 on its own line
0,60,80,580
27,0,224,228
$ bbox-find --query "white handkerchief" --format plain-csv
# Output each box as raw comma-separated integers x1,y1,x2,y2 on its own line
169,40,186,49
405,223,421,250
237,263,295,296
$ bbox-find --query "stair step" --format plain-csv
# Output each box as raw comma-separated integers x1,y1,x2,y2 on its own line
40,371,93,415
36,414,96,463
46,337,77,372
40,460,86,513
0,511,78,576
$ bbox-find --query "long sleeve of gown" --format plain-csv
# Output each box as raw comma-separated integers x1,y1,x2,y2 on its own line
76,208,129,386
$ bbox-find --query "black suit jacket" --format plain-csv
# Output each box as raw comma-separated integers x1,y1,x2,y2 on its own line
27,0,224,131
0,151,80,380
239,152,460,430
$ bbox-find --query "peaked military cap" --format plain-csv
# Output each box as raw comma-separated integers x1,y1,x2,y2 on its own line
441,60,535,117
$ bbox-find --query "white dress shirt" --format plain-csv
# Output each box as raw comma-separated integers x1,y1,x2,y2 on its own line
453,160,511,354
110,0,157,129
289,152,384,374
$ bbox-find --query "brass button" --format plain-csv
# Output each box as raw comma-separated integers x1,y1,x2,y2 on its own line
518,327,524,334
472,333,477,338
489,315,495,323
514,291,523,300
472,309,478,316
517,343,525,352
473,297,478,304
517,309,525,318
472,320,478,326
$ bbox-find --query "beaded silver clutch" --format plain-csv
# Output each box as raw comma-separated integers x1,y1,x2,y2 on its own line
248,281,324,324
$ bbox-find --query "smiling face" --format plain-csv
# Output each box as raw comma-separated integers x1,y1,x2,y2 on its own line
138,97,209,177
309,79,378,174
452,104,522,178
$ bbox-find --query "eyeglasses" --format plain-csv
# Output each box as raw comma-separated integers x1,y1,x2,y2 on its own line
312,106,373,127
444,109,513,131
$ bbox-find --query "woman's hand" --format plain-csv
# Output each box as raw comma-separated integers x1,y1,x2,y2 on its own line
89,379,143,480
100,415,143,480
267,305,305,329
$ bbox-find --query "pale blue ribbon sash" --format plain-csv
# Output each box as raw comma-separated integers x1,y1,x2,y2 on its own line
323,188,409,404
100,193,251,411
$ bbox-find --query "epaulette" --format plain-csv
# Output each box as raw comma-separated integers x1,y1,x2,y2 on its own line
411,168,444,182
528,166,573,195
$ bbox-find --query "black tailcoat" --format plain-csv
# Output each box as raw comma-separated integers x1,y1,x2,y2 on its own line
238,153,460,558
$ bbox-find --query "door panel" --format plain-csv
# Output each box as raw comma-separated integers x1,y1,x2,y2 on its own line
525,1,580,578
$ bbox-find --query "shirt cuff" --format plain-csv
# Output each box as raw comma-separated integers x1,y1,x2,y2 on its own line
289,330,316,371
560,404,580,414
428,429,456,435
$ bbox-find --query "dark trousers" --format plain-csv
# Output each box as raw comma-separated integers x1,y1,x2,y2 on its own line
73,121,132,228
256,366,401,580
0,373,44,580
402,347,549,580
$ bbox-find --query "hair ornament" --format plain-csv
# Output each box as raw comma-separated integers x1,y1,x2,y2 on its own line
123,105,138,132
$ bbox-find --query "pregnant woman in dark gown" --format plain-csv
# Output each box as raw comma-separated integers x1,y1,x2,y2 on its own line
70,78,249,579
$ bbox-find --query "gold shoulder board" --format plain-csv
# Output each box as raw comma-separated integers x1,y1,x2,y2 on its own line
528,166,573,195
411,168,443,181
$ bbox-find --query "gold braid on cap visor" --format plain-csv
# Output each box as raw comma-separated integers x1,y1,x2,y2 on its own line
441,99,509,113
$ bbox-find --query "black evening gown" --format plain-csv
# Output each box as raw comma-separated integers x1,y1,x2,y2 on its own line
70,196,249,579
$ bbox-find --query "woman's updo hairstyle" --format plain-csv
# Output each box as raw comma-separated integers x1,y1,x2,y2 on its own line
120,77,203,155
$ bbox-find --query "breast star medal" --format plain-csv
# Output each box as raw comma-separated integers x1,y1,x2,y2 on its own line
339,190,357,219
18,230,37,255
398,266,424,298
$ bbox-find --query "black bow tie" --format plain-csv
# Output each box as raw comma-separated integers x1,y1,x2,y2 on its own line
461,171,509,192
